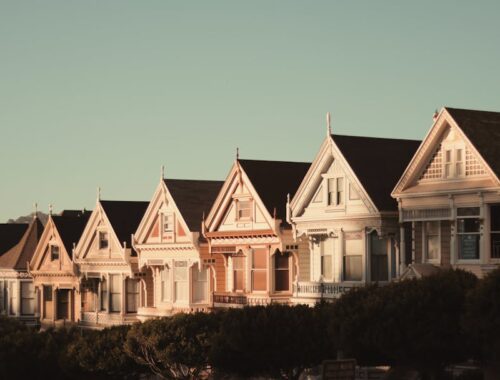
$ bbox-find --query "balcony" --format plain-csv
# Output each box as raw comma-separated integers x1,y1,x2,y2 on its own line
292,281,362,304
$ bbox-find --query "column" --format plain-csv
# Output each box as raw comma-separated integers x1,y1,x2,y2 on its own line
52,287,57,322
399,225,406,274
121,274,126,317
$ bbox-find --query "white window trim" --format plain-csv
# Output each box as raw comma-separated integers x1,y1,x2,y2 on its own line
320,239,334,282
455,207,482,264
422,221,441,264
234,197,253,222
160,212,175,243
322,174,346,209
96,226,111,253
442,141,466,180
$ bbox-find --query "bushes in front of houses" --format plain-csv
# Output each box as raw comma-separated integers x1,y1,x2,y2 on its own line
1,268,500,379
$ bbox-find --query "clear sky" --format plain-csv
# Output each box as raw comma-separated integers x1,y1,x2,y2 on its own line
1,1,500,221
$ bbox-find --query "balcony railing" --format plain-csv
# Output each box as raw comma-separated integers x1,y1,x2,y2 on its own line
293,281,361,299
213,294,248,305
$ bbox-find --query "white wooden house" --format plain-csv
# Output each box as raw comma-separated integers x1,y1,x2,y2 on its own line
132,177,223,319
73,199,148,327
392,107,500,278
289,122,420,304
0,216,43,325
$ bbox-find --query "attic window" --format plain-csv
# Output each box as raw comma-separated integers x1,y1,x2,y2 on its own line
50,245,60,261
327,177,344,206
163,214,174,233
237,200,252,220
99,232,109,249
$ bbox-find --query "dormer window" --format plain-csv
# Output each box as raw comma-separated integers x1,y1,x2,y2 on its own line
327,177,344,206
237,200,252,220
99,232,109,249
50,245,59,261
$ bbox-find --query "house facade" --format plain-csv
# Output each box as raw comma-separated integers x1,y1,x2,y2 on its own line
0,216,43,325
392,108,500,279
289,128,420,304
204,159,310,307
73,199,148,327
132,177,223,319
29,210,89,327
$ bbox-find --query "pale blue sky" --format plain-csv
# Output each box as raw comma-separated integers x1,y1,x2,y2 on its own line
1,1,500,221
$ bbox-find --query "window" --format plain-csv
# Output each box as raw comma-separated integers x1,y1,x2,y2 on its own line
174,261,188,302
50,245,59,261
161,267,171,302
321,239,333,281
252,249,267,291
443,147,466,179
109,274,121,312
233,256,245,291
274,253,290,291
455,149,464,177
425,221,440,262
457,208,481,260
237,200,252,220
327,177,344,206
344,233,363,281
370,234,388,282
490,205,500,259
101,278,108,311
43,285,53,319
444,149,452,178
193,265,208,303
99,232,109,249
163,214,173,233
21,282,35,315
126,279,139,313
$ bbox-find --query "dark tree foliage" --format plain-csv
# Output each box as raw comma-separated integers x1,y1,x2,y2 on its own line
328,269,478,378
463,267,500,364
64,325,146,379
125,312,220,379
210,303,332,380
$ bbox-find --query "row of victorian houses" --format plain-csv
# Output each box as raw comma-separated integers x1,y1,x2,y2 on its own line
1,107,499,328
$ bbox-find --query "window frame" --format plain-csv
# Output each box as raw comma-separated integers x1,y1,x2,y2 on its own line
456,207,481,263
489,204,500,261
98,231,109,250
236,199,253,221
50,245,60,261
251,249,268,292
325,175,345,208
20,281,35,316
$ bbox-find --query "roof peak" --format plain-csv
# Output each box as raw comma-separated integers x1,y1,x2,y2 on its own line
331,133,420,143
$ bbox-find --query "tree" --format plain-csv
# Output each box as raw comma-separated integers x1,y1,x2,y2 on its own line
210,303,332,379
125,312,219,379
328,269,477,379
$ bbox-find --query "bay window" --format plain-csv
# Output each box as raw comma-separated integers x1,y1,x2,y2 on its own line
109,274,121,312
252,249,267,291
344,233,363,281
101,277,108,311
370,233,388,282
21,282,35,315
192,265,208,303
232,256,245,291
161,266,171,302
126,279,139,313
174,261,188,302
321,239,333,281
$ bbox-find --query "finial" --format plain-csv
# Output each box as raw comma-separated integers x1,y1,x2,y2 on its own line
49,204,53,216
202,211,205,221
273,207,277,219
287,193,290,204
326,112,332,136
433,109,439,121
33,202,38,219
97,186,101,201
236,147,240,160
161,165,165,180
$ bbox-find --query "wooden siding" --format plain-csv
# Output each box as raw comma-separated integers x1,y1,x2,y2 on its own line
298,237,310,282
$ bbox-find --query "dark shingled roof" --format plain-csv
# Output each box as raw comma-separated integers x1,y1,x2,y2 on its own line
52,210,92,258
0,218,44,270
238,159,311,221
100,201,149,245
0,224,29,255
163,179,224,232
332,134,421,211
446,107,500,178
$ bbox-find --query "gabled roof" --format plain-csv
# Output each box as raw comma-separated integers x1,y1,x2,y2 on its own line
238,159,311,220
163,179,224,232
446,107,500,178
52,210,92,258
0,224,29,255
100,200,149,245
0,218,44,270
332,134,421,211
